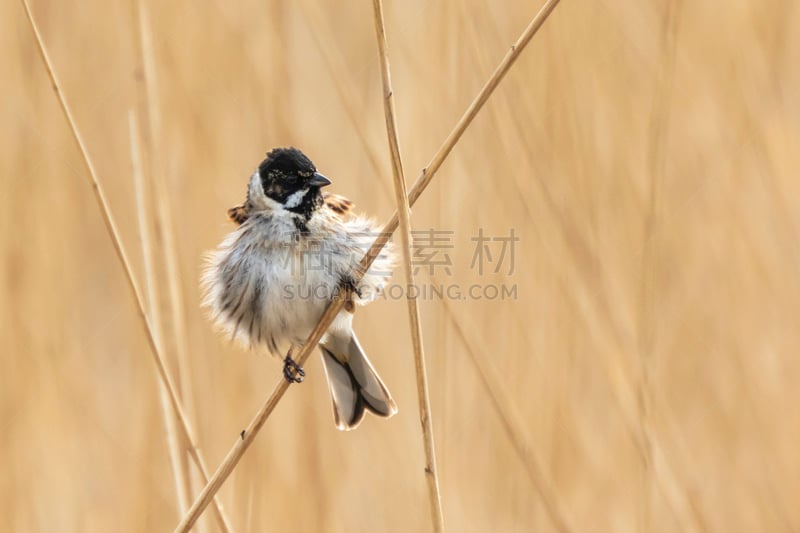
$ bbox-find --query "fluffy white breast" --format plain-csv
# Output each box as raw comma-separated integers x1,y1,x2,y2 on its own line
201,179,395,356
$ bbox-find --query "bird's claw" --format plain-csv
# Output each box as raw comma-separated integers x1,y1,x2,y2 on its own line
283,355,305,383
341,277,363,300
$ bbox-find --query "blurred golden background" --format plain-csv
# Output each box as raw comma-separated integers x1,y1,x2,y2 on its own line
2,0,799,531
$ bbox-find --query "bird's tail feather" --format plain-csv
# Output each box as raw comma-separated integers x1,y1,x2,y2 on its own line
319,333,397,431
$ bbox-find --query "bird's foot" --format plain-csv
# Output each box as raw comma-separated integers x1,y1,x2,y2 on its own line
283,355,305,383
341,277,363,300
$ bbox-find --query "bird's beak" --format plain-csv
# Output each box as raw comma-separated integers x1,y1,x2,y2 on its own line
309,172,332,187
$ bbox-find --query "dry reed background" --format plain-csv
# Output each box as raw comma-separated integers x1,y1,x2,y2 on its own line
2,0,800,531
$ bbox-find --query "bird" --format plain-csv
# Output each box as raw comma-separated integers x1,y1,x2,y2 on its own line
201,147,397,430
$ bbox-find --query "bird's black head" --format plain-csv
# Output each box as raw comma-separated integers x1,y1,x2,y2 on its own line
258,147,332,218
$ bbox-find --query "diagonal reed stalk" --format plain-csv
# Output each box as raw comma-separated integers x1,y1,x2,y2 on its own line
175,1,562,529
370,0,445,531
19,1,233,530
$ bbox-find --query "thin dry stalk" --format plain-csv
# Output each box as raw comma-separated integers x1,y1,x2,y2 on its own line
131,0,203,516
133,0,200,518
299,0,388,189
437,294,574,533
638,2,682,530
370,1,444,530
155,190,204,520
154,195,198,421
129,111,193,517
175,2,561,529
19,2,232,530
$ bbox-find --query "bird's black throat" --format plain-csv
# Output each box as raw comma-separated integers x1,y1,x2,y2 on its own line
288,187,324,233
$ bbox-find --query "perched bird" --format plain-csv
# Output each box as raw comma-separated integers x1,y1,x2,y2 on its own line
202,147,397,430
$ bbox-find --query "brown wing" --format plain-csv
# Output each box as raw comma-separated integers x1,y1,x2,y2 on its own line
227,204,249,225
323,193,354,218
